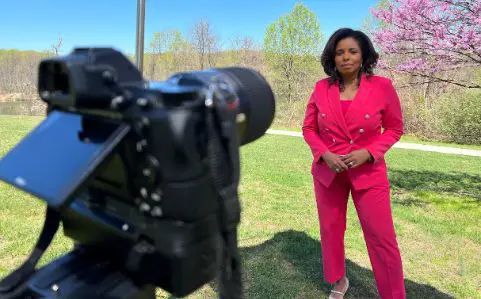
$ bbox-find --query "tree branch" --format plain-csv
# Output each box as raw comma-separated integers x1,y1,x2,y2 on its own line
397,70,481,88
437,0,476,14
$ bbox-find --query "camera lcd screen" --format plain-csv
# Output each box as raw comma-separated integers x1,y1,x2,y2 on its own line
0,110,130,209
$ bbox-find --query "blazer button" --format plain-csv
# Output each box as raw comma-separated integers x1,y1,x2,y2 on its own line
364,114,370,119
325,128,330,132
359,128,365,133
332,138,336,143
321,113,326,118
349,140,354,144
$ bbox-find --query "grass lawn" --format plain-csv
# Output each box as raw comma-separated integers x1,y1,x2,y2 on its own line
0,115,480,298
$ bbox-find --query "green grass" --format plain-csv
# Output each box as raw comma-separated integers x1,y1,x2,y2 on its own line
1,115,480,298
271,126,481,150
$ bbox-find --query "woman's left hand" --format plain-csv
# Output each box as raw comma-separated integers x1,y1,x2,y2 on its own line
341,149,372,168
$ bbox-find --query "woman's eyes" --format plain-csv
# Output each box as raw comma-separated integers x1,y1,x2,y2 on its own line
336,50,359,55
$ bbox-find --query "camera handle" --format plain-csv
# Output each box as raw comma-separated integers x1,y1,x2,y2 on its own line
205,90,243,299
0,207,61,298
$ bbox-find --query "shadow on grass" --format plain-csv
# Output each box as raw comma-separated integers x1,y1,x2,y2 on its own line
388,169,481,201
233,230,453,299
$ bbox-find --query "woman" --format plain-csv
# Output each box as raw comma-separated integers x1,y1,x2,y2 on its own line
302,28,406,299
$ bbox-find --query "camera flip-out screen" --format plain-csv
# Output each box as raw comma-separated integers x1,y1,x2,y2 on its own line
0,111,130,210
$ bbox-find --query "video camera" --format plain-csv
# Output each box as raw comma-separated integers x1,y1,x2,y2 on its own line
0,48,275,298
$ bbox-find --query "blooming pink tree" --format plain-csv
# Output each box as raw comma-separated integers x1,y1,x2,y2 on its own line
372,0,481,88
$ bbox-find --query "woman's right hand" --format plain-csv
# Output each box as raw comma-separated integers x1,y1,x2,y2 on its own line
321,151,348,173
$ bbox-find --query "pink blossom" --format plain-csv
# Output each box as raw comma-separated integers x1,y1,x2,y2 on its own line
371,0,481,75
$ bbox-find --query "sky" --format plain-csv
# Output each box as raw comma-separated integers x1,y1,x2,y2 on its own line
0,0,380,55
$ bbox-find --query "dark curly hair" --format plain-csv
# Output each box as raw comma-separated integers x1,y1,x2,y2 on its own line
321,28,379,89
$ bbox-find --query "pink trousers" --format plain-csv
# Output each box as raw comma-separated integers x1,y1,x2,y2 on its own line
314,171,406,299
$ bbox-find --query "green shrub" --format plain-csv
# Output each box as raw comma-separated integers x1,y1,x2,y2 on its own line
435,89,481,145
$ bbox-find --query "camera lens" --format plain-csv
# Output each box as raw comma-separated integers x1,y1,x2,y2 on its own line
215,67,276,145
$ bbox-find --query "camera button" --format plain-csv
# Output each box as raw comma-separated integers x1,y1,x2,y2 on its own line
151,206,163,217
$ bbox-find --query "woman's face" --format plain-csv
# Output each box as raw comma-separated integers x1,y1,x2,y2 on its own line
334,37,363,78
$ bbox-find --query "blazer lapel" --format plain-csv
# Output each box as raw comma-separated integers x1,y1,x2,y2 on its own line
327,81,351,138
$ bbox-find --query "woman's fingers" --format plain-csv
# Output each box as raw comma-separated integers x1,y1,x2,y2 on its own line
341,154,358,168
336,160,349,171
329,155,351,172
330,162,343,172
345,159,356,168
339,156,349,167
330,163,339,172
337,155,350,165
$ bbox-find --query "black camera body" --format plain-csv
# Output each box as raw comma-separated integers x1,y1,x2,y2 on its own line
0,48,275,298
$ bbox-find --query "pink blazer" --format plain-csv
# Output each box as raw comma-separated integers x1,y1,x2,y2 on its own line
302,74,404,190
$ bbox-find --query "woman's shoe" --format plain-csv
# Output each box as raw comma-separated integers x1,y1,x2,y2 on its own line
328,277,349,299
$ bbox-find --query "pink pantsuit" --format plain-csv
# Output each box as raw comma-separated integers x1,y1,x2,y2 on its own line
302,74,406,299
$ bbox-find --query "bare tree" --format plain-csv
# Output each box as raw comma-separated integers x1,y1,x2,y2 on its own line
191,19,218,69
50,36,63,56
231,36,263,70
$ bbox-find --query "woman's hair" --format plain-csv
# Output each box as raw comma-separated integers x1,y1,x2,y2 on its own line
321,28,379,87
